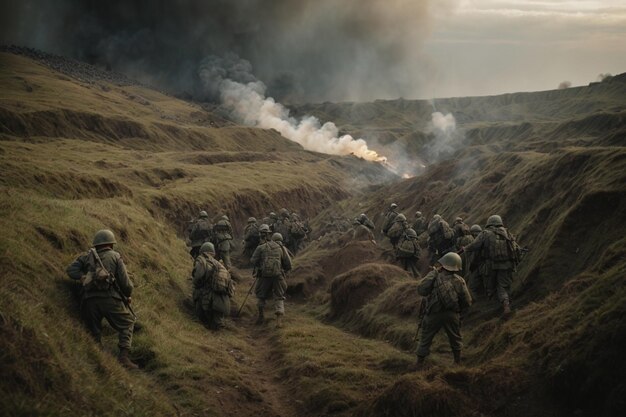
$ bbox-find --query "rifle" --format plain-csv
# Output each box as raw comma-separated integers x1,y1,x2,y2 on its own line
413,299,427,343
90,248,137,320
236,268,258,317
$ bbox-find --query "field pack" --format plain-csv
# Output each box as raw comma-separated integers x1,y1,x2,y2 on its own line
261,241,283,277
208,258,233,295
434,272,459,311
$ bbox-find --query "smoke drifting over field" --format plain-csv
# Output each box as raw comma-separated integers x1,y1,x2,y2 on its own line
424,111,463,162
0,0,434,102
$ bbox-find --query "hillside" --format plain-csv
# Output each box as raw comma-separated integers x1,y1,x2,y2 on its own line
1,47,625,417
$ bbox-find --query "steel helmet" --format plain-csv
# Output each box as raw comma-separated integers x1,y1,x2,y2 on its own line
200,242,215,254
217,219,228,227
352,218,361,226
390,203,398,209
93,229,117,246
405,228,418,238
359,213,367,221
455,217,463,223
396,213,407,221
271,233,283,242
438,252,462,272
269,212,277,219
279,208,289,216
199,211,209,218
248,217,257,223
415,211,422,217
470,224,482,234
259,224,271,233
486,215,504,227
220,215,229,221
433,214,441,221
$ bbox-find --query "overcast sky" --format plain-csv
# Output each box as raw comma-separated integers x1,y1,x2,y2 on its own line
422,0,626,98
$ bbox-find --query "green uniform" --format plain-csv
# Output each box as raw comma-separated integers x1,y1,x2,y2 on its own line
396,236,420,278
66,248,135,349
416,269,471,358
192,253,232,330
213,221,233,270
353,224,375,242
251,240,292,315
463,226,520,304
189,218,213,258
412,217,426,235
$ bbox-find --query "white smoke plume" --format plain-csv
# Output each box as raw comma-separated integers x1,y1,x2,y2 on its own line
423,111,464,162
200,55,386,163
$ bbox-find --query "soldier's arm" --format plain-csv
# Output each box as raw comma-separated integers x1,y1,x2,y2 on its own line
281,249,292,272
115,255,134,297
192,259,208,287
250,245,262,267
463,232,485,252
66,253,88,280
457,278,472,313
417,270,437,296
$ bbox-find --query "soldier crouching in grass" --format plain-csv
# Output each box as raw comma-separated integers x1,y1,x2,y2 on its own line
415,252,472,368
66,229,138,369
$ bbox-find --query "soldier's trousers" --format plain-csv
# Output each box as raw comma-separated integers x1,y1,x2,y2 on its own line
217,250,232,270
195,301,226,330
255,275,287,315
81,297,135,349
485,269,513,303
416,310,462,357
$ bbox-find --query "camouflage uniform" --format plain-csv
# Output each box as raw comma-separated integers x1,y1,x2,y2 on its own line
358,214,375,230
395,229,420,278
387,214,408,249
188,215,213,259
427,216,456,263
463,218,521,313
412,212,427,236
353,223,375,242
243,218,260,260
192,251,232,330
66,247,135,354
213,219,233,270
251,239,292,320
416,267,472,363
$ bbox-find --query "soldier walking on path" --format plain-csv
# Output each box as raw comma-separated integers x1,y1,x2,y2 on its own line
192,242,235,330
251,225,292,328
188,211,213,259
66,229,138,369
396,228,421,278
415,252,472,367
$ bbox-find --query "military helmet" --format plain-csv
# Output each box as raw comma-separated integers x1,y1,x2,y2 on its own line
396,213,407,221
470,224,482,233
486,215,504,227
438,252,462,272
259,224,271,233
269,212,277,219
455,217,463,223
217,219,228,227
200,242,215,254
248,217,257,223
405,228,418,238
93,229,117,246
199,210,208,218
352,218,361,226
415,211,422,217
390,203,398,209
433,214,441,221
220,215,229,221
271,233,283,242
359,213,367,221
279,208,289,216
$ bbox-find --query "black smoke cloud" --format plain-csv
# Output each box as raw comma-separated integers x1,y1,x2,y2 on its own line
1,0,434,102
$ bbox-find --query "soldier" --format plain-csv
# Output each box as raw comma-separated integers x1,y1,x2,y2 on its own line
243,217,260,260
213,218,233,270
351,218,376,243
387,213,408,249
288,213,308,255
268,212,279,231
272,232,294,258
396,228,420,278
251,225,292,328
465,224,485,297
188,211,213,259
66,229,138,369
274,208,292,251
192,242,234,330
453,217,473,249
382,203,399,236
427,214,456,263
415,252,472,367
462,215,522,316
357,213,375,230
412,211,427,236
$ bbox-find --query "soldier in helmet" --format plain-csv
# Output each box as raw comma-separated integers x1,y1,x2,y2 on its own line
464,224,485,297
188,211,213,259
412,211,427,236
213,218,233,270
395,228,420,278
357,213,375,230
462,215,522,316
273,209,292,252
272,232,294,258
192,242,235,330
387,213,408,249
251,224,292,328
415,252,472,367
382,203,399,237
243,217,260,261
427,214,456,264
351,218,376,243
453,217,473,249
66,229,138,369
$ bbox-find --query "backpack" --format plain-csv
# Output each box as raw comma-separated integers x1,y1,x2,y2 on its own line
208,258,233,296
491,229,516,263
456,223,471,236
434,272,459,311
441,222,455,240
83,249,113,291
214,230,233,243
190,219,212,241
396,238,419,258
382,212,397,234
261,241,283,277
387,221,405,239
289,221,306,239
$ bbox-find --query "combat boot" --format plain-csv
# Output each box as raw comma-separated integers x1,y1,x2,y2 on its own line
453,350,462,365
502,300,512,317
118,348,139,370
255,308,265,325
275,314,283,329
416,355,426,370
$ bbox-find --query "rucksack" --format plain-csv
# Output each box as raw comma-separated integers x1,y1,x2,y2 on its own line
214,230,232,243
434,272,459,311
456,223,471,236
207,257,233,296
261,241,283,277
289,221,306,239
491,229,516,263
382,212,397,234
387,221,405,239
83,249,113,291
396,239,419,258
190,219,212,241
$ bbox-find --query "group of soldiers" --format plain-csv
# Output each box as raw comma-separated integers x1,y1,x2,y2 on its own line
376,203,525,367
65,201,523,371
